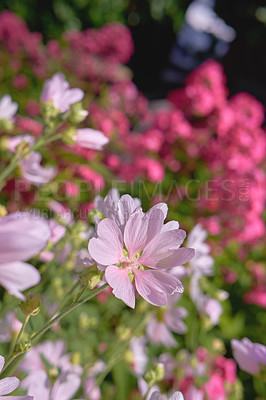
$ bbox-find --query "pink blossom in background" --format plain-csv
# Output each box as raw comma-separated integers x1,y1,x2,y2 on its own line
89,198,195,308
204,374,226,400
129,336,148,377
0,212,50,299
7,135,35,153
74,128,109,150
20,151,57,186
231,337,266,375
0,95,18,122
21,340,82,400
244,286,266,308
41,72,84,113
0,312,22,343
0,355,33,399
39,219,66,262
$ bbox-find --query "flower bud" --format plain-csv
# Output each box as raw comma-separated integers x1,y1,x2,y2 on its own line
20,294,41,316
69,102,88,125
80,266,104,289
0,205,7,217
144,363,165,386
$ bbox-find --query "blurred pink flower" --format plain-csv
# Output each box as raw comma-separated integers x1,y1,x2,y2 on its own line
74,128,109,150
0,95,18,122
231,337,266,375
0,312,22,343
89,201,194,308
20,152,57,185
0,355,33,399
0,212,50,299
204,374,226,400
41,72,84,113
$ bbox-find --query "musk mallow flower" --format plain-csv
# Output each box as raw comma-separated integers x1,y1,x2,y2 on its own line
74,128,109,150
0,355,33,399
231,337,266,375
89,203,195,308
41,72,84,113
0,212,50,299
0,95,18,122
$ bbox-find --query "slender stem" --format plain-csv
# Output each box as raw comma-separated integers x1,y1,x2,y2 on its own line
11,315,30,355
0,283,108,376
72,283,88,304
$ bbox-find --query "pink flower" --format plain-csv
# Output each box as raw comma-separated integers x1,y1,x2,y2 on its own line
74,128,109,150
0,312,22,343
89,202,195,308
231,337,266,375
0,212,50,299
41,72,84,113
7,135,35,153
147,304,187,347
20,152,57,185
0,95,18,122
0,355,33,399
204,374,226,400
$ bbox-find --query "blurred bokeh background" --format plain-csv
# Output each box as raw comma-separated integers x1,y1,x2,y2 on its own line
1,0,265,104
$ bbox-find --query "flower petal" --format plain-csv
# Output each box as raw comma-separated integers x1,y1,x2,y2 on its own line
0,212,50,263
156,247,195,269
139,230,187,268
0,262,41,300
105,265,135,308
0,377,20,395
124,209,164,258
89,218,123,266
0,357,4,373
134,269,183,307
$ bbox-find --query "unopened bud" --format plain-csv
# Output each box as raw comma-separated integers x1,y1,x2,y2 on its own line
80,266,103,289
144,363,165,386
69,102,88,125
62,127,77,145
20,294,40,316
0,205,7,217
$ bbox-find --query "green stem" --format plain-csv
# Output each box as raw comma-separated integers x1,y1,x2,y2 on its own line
10,314,30,356
0,283,108,376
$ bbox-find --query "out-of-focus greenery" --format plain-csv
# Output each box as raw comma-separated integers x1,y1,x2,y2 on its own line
0,0,186,39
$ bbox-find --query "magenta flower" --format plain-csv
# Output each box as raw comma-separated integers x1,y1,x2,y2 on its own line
0,95,18,122
89,204,195,308
0,355,33,399
231,337,266,375
0,212,50,299
41,72,84,113
74,128,109,150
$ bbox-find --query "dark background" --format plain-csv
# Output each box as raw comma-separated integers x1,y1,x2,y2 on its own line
0,0,266,104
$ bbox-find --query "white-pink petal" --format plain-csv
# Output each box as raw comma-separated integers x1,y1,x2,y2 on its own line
75,129,109,150
105,265,135,308
0,262,40,300
0,376,20,395
139,229,186,268
155,247,195,269
89,218,123,265
124,208,164,259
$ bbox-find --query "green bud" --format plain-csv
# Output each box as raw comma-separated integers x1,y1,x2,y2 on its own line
0,118,14,132
88,208,105,224
80,266,103,289
14,341,31,354
41,101,59,123
20,294,40,316
144,363,165,386
62,127,77,145
69,102,88,125
0,205,7,217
